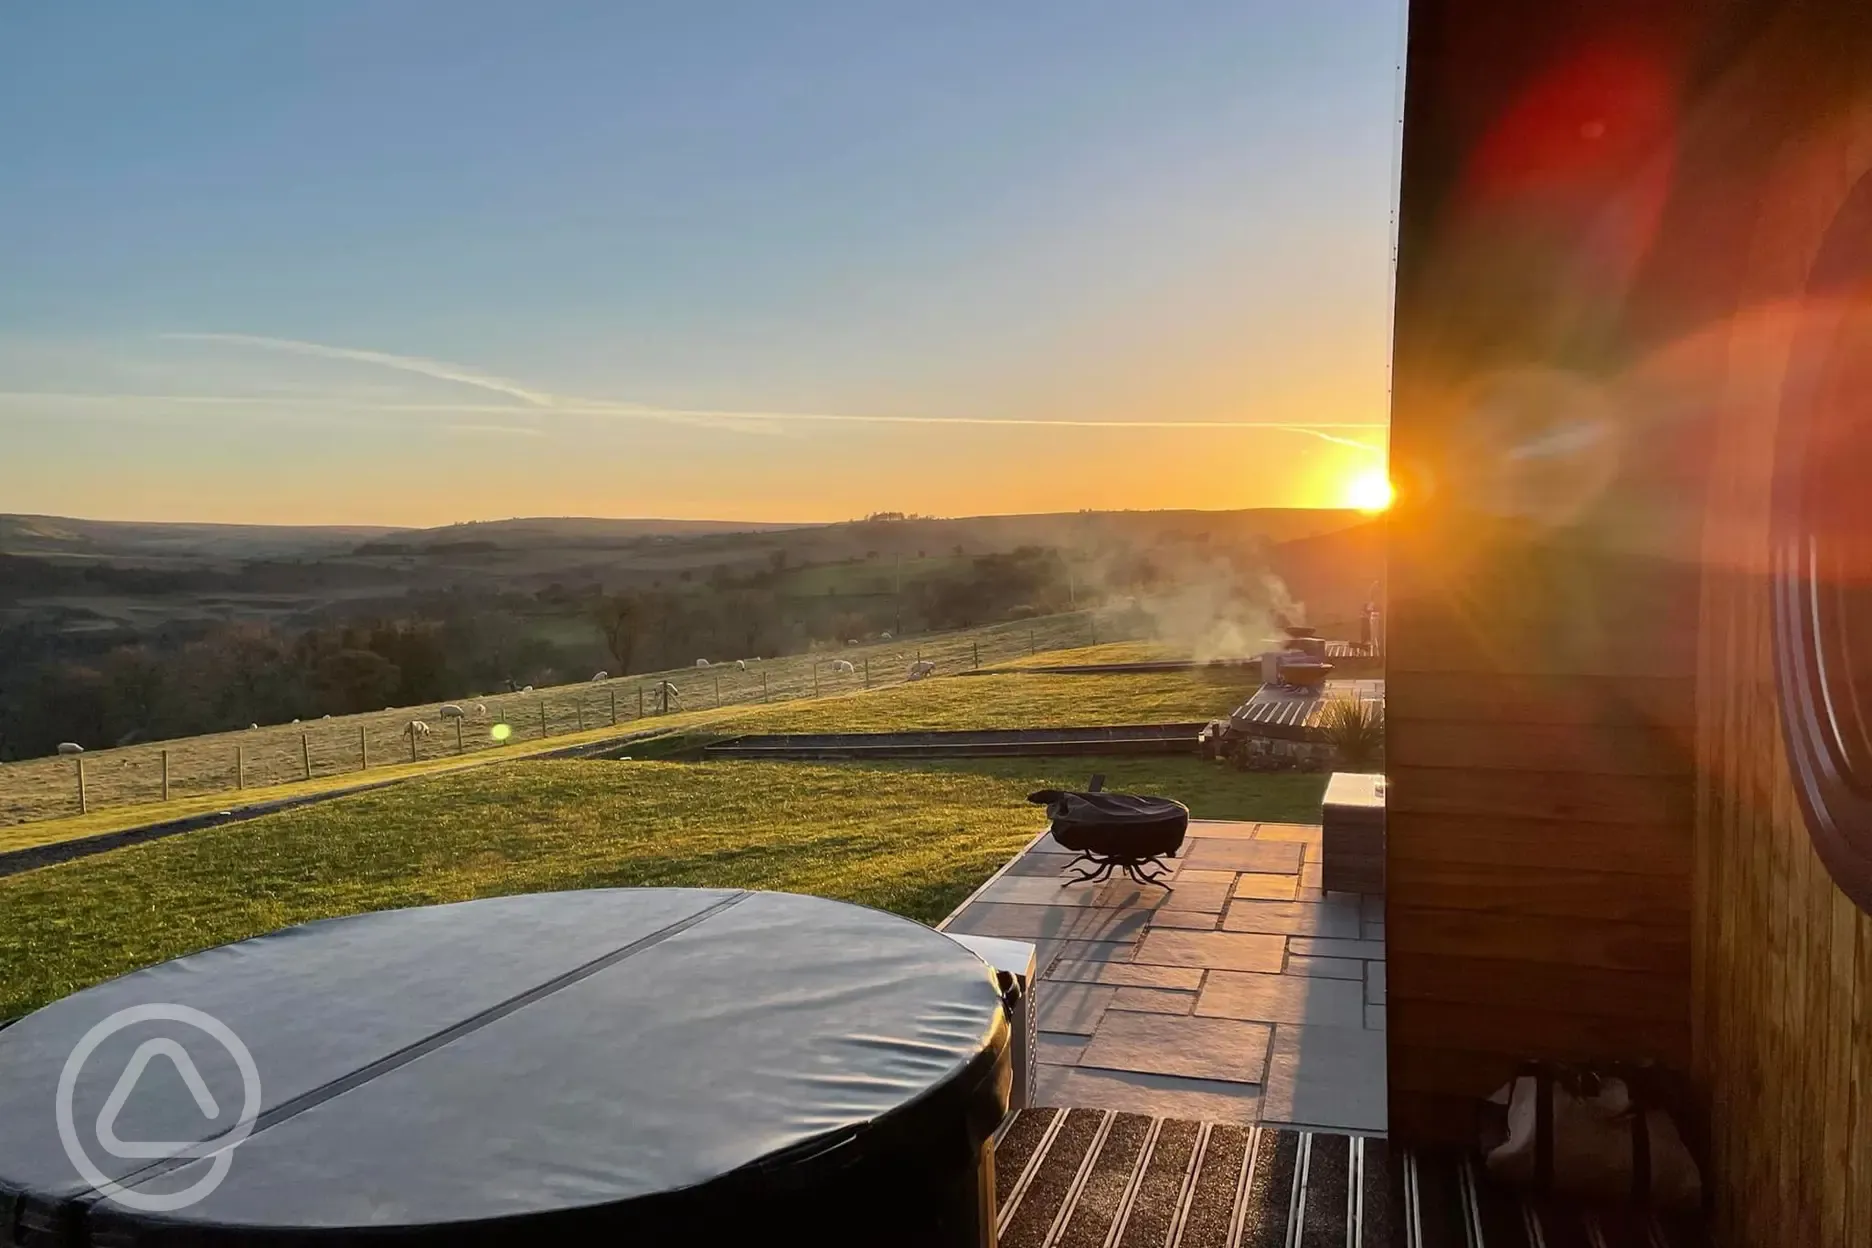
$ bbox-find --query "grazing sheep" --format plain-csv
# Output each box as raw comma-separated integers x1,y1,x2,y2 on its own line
438,704,465,719
521,685,534,693
880,631,893,640
406,721,433,738
472,702,487,717
250,723,260,730
695,658,711,668
321,714,332,720
846,639,860,647
831,659,856,674
56,742,84,755
908,660,937,681
291,718,300,724
734,660,747,671
591,671,608,682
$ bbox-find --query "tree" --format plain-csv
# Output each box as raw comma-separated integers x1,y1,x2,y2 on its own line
593,593,644,675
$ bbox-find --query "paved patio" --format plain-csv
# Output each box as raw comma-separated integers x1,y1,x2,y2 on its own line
942,819,1386,1134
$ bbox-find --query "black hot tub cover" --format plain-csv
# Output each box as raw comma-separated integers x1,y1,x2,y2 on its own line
0,889,1011,1246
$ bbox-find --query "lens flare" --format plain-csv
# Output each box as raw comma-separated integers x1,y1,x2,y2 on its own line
1346,470,1395,512
490,722,513,742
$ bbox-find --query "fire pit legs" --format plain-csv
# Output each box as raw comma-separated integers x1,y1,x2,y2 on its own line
1061,849,1172,888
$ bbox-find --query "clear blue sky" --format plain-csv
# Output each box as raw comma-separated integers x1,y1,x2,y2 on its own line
0,1,1404,525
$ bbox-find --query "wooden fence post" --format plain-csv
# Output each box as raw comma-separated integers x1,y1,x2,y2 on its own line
638,686,646,718
302,733,312,780
813,664,820,697
577,704,585,732
762,671,768,702
76,757,87,814
360,725,369,770
540,701,548,738
236,745,245,791
455,718,464,754
409,728,418,763
973,642,980,669
161,749,170,802
1030,628,1036,654
714,674,721,706
610,691,617,725
864,657,870,688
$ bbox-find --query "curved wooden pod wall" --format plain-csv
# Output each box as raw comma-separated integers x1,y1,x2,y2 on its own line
1692,32,1872,1248
1390,11,1872,1236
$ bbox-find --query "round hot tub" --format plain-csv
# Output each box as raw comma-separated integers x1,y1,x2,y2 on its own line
0,889,1011,1246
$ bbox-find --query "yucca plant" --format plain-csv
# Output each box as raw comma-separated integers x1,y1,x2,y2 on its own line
1321,696,1386,770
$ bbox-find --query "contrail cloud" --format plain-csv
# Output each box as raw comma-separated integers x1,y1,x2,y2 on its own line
58,332,1393,451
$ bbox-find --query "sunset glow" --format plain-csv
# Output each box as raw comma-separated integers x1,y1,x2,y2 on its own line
1346,470,1395,512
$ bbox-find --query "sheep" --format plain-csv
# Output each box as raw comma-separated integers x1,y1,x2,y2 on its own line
831,659,856,674
291,718,300,724
472,702,487,717
56,742,84,755
846,639,860,647
250,723,260,730
591,671,608,682
734,660,747,671
406,721,433,738
521,685,534,693
438,704,465,719
880,631,893,640
907,660,937,681
321,714,332,720
695,658,711,668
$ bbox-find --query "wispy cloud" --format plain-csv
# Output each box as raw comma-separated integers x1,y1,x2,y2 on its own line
161,332,556,408
444,423,547,438
5,332,1389,454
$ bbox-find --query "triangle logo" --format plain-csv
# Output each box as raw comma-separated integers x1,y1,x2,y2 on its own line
94,1038,223,1159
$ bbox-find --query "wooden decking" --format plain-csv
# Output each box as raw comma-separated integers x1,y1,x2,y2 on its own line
992,1107,1707,1248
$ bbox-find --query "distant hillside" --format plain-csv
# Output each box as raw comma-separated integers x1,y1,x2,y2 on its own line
1267,518,1386,629
0,515,403,562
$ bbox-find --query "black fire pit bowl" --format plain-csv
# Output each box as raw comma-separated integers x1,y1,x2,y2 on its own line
1028,782,1190,887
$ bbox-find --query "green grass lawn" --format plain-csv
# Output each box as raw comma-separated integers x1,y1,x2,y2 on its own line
699,668,1257,735
0,755,1322,1019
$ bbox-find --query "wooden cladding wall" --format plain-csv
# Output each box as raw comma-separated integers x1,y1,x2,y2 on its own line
1390,0,1872,1235
1688,14,1872,1245
1385,0,1717,1143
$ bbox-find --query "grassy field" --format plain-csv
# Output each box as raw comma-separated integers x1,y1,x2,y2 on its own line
0,756,1323,1019
0,661,1260,854
0,609,1121,827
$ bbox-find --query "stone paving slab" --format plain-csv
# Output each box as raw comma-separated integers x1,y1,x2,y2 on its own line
1285,954,1366,980
974,875,1164,910
1109,986,1197,1015
1366,1004,1386,1030
1194,969,1367,1028
1155,879,1234,912
944,901,1151,944
1178,838,1306,875
1043,960,1206,990
1146,908,1222,931
1036,983,1117,1035
1259,1024,1387,1133
1035,1065,1262,1125
1182,819,1264,840
1036,938,1137,968
1232,872,1301,900
1366,963,1386,1004
1219,898,1364,939
1254,822,1325,843
1286,936,1386,961
1134,929,1285,973
1078,1011,1273,1084
1038,1033,1088,1064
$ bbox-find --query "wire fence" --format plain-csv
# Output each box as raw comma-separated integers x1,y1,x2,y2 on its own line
0,610,1134,827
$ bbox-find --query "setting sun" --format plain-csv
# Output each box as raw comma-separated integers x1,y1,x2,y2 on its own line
1345,469,1394,512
